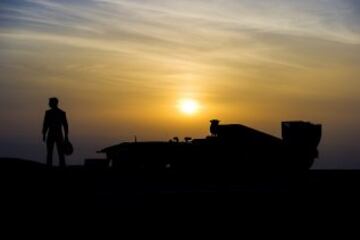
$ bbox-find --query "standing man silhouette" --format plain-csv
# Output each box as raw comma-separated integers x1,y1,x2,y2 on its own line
42,97,69,167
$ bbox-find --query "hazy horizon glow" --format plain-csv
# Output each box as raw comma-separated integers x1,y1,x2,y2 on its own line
1,0,360,168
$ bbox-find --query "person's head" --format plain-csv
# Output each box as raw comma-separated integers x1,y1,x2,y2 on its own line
49,97,59,109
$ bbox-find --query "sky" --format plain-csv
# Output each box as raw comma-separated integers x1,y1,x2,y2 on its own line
0,0,360,168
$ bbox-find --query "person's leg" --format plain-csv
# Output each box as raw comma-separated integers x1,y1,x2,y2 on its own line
56,137,66,168
46,138,54,167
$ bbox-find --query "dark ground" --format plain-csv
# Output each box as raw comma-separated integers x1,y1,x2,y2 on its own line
1,157,360,220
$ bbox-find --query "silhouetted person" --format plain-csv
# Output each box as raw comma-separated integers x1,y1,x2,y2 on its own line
42,97,69,167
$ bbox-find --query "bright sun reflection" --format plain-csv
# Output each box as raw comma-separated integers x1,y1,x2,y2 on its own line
178,99,199,115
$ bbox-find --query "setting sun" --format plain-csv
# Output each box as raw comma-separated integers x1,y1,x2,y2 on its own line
178,99,199,115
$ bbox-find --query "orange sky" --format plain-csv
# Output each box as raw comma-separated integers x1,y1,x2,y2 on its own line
1,0,360,168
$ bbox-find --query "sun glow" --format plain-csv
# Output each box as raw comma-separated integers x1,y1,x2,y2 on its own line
178,99,199,115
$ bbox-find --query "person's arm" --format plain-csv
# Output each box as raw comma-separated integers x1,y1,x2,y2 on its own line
63,112,69,139
42,112,48,142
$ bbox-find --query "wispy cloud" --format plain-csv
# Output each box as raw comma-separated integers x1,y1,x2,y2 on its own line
0,0,359,79
2,0,360,47
1,0,359,97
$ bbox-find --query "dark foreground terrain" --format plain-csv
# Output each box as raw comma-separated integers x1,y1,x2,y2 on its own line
1,157,360,217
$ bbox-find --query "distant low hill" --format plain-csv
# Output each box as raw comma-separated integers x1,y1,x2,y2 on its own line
0,157,45,170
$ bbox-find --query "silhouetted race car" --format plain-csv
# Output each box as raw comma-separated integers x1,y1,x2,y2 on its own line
98,120,322,173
